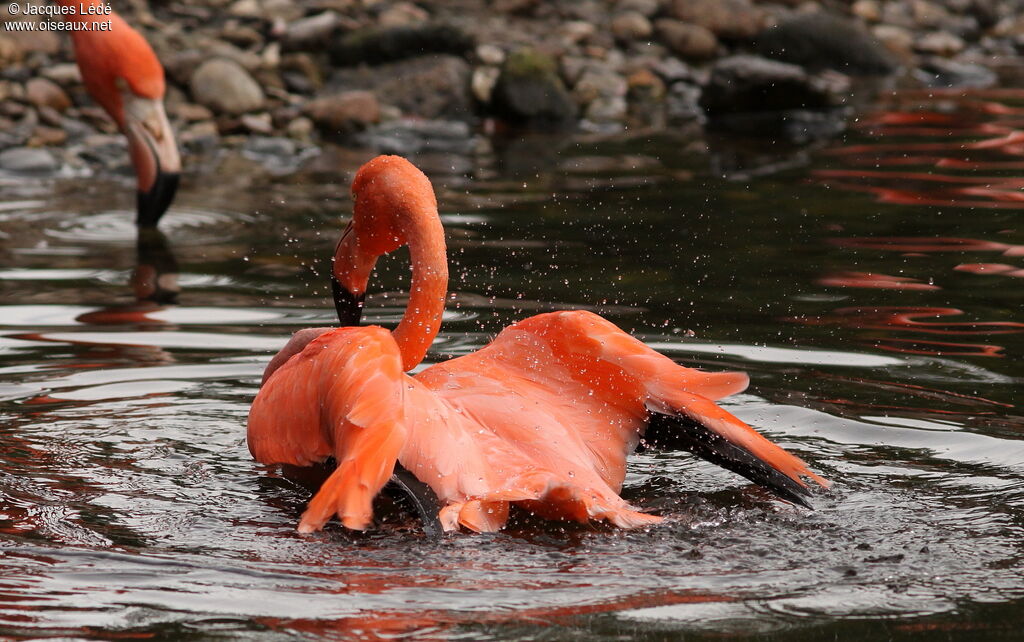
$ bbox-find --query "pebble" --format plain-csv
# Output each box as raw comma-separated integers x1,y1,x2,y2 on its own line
612,12,654,42
915,30,966,56
0,146,58,173
304,90,381,133
190,58,266,115
25,78,71,113
655,19,719,60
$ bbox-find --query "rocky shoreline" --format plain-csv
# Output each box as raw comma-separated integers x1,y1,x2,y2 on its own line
2,0,1023,175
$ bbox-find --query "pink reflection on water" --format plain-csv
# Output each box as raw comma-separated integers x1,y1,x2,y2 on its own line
817,271,939,290
815,90,1024,210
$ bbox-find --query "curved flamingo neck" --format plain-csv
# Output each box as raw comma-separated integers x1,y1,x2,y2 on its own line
393,211,448,372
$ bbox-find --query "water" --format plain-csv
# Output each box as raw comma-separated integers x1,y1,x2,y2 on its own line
1,91,1022,640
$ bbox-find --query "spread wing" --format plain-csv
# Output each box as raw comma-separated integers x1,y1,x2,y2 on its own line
247,326,408,531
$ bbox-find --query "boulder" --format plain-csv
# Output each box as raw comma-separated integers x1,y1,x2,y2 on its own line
700,55,849,116
190,58,265,115
490,48,577,127
755,12,898,75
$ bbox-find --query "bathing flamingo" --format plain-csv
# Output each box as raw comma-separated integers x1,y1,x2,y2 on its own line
62,0,180,227
248,156,828,533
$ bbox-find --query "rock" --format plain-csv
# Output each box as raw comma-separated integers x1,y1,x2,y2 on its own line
585,96,627,123
25,78,71,113
286,116,314,139
666,81,702,121
261,0,303,22
655,19,719,60
914,57,997,87
612,12,654,42
668,0,765,40
559,20,597,45
911,0,950,29
572,65,628,105
0,146,58,173
241,112,274,134
0,80,25,103
476,44,505,66
851,0,881,22
283,11,340,51
615,0,660,17
329,23,473,66
914,31,965,56
304,90,380,133
190,58,265,115
626,69,666,124
228,0,260,18
28,125,66,147
756,12,899,75
281,53,322,93
328,55,472,120
872,25,915,62
490,48,577,127
164,50,206,87
0,35,21,67
378,2,430,27
700,55,849,116
41,63,81,86
179,121,219,149
472,65,501,103
220,22,263,48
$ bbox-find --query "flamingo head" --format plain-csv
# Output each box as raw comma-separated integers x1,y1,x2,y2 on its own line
68,5,180,227
332,156,441,326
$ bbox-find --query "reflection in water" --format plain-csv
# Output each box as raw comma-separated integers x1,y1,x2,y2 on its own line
792,307,1024,357
815,89,1024,210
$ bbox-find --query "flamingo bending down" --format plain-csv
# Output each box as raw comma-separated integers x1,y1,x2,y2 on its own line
248,156,828,533
61,0,180,228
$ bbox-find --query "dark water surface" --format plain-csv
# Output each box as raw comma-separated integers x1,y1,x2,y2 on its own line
1,91,1022,640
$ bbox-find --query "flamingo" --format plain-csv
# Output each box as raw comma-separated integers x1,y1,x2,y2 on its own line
248,155,829,534
61,0,180,228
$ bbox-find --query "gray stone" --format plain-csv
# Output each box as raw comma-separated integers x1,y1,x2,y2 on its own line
190,58,265,115
914,57,997,87
0,146,58,173
284,11,341,51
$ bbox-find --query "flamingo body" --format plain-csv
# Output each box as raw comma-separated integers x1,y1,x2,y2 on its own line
248,156,828,534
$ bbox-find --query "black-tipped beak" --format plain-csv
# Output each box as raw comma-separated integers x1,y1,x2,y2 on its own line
137,171,180,229
332,275,365,326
